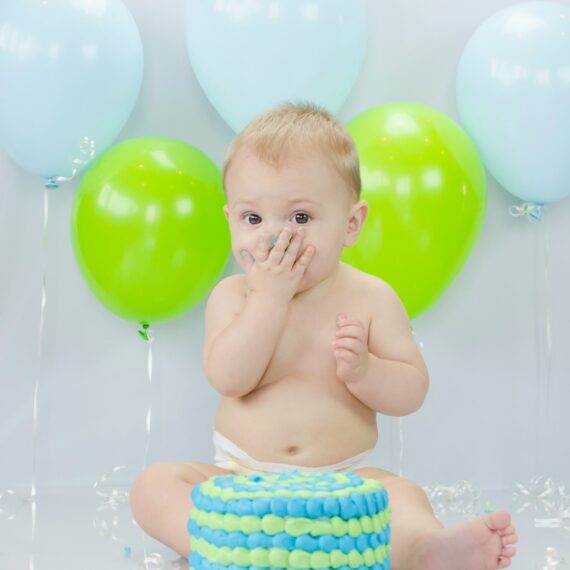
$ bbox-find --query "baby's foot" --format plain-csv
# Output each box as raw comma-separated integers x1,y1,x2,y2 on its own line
412,510,518,570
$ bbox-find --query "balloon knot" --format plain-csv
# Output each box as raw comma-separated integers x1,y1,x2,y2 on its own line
138,321,154,342
44,177,59,190
509,201,543,222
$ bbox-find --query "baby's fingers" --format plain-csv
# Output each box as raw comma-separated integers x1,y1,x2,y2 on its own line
292,244,315,271
253,232,273,263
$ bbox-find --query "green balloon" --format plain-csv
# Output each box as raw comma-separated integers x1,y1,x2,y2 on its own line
71,137,230,323
343,103,486,319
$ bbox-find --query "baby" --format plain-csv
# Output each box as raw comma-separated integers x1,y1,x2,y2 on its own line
130,102,518,570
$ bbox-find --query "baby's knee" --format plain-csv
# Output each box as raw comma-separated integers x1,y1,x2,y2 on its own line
354,467,427,499
129,463,165,519
129,463,185,520
130,461,208,507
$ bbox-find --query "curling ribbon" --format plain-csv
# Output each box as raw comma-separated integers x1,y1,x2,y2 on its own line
509,201,544,222
43,136,95,190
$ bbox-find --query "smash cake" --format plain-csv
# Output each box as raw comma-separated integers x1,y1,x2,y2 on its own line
187,469,391,570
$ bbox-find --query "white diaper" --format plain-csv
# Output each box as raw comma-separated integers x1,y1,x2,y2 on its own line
212,428,375,475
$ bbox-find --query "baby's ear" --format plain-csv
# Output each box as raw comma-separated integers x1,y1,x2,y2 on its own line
223,205,229,220
344,200,368,247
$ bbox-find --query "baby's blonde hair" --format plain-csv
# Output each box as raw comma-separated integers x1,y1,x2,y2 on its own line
222,101,361,202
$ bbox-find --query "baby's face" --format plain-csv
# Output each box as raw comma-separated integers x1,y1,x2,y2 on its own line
223,149,357,289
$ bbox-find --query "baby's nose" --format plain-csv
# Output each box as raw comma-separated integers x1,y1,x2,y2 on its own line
266,224,293,249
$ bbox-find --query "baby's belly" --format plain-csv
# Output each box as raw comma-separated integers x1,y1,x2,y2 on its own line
214,374,378,466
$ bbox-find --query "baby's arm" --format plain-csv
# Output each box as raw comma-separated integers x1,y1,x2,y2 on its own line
344,279,429,416
202,275,289,398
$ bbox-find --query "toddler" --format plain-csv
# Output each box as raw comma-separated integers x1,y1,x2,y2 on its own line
130,102,518,570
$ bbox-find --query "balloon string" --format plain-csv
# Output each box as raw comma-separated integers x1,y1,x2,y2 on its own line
397,417,404,478
138,322,155,567
530,210,552,480
537,218,552,479
396,327,424,478
28,187,50,570
144,331,154,469
532,219,540,477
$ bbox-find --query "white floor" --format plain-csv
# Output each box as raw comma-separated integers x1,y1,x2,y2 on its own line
0,486,568,570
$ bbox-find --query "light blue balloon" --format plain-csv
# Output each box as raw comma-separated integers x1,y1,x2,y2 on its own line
185,0,368,133
0,0,143,180
456,1,570,205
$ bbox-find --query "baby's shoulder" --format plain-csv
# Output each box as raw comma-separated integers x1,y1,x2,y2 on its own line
207,273,247,308
341,262,399,301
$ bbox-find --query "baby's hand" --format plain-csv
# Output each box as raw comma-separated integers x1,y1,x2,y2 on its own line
241,224,314,304
332,312,370,384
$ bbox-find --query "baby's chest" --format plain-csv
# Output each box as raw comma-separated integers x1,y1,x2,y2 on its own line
267,302,370,376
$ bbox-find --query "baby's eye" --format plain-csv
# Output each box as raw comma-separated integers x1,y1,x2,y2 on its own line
244,214,261,225
292,212,311,224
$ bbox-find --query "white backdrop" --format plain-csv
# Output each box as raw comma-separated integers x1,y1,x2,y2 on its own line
1,0,569,496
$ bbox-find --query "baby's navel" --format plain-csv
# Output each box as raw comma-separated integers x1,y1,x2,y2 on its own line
286,445,299,455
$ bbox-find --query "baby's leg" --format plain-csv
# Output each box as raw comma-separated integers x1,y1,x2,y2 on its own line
129,461,234,559
353,467,518,570
354,466,443,569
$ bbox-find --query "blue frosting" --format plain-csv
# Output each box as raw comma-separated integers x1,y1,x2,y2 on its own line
191,470,389,521
188,520,391,554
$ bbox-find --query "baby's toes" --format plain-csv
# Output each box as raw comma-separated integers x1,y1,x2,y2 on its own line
498,557,512,569
502,532,518,546
501,546,517,558
500,524,516,537
485,510,511,532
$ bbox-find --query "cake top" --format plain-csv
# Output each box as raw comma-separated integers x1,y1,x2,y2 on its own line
191,470,389,520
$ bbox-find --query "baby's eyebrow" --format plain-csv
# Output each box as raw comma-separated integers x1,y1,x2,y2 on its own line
233,198,319,208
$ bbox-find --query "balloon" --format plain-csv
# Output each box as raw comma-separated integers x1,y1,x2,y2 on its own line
185,0,368,133
342,103,487,319
0,0,143,179
456,1,570,205
71,137,231,323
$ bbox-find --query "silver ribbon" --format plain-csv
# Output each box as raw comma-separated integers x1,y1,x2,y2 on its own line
422,480,483,518
513,476,570,531
508,201,544,222
1,137,98,569
43,136,95,190
538,546,567,569
93,323,175,569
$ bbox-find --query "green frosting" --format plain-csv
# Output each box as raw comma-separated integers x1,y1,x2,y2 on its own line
268,548,289,567
285,517,315,536
232,547,249,566
348,550,364,567
290,550,310,568
191,506,390,537
310,550,330,568
261,513,284,534
250,547,270,566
